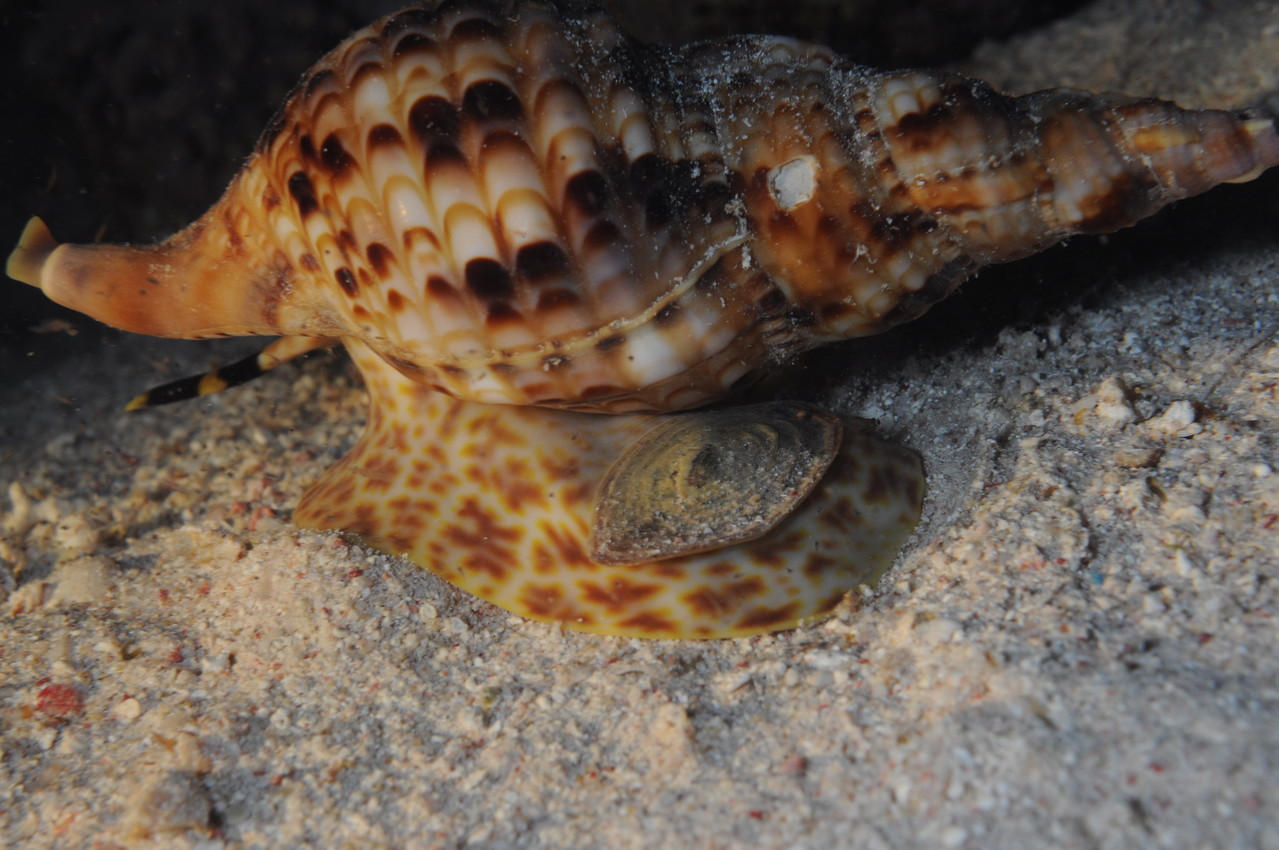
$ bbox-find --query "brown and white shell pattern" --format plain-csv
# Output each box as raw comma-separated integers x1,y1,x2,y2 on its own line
241,0,1279,412
18,0,1277,415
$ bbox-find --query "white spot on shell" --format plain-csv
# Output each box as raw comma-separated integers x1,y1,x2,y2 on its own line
767,156,818,211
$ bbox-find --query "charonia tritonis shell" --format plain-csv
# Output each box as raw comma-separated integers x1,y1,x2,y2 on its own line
7,0,1278,637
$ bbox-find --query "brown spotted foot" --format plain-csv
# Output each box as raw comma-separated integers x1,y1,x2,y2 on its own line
294,340,924,639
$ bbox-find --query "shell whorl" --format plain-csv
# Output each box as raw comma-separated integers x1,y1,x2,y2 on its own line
244,0,770,412
15,0,1279,413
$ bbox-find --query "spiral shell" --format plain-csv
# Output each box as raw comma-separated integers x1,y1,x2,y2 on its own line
13,0,1278,413
7,0,1278,637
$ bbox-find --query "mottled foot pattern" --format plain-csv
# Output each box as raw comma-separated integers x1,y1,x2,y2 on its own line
293,341,923,638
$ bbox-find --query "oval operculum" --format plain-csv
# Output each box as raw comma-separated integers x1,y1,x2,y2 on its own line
591,401,843,565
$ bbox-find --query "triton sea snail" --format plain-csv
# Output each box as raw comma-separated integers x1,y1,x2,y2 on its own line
8,0,1278,638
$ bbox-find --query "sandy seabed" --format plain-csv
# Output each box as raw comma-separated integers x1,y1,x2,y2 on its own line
2,1,1278,847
